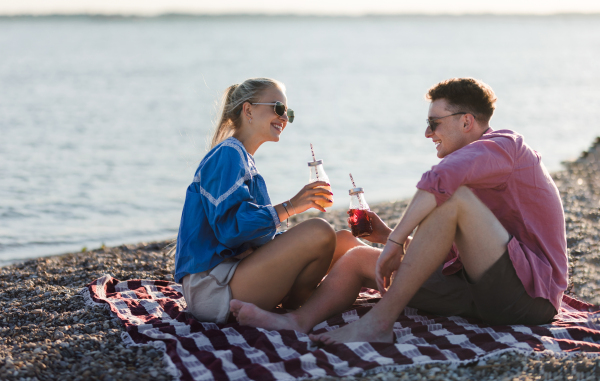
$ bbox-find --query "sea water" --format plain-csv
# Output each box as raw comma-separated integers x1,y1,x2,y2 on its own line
1,15,599,263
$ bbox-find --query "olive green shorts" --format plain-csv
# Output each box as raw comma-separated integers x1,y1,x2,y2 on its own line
408,250,557,325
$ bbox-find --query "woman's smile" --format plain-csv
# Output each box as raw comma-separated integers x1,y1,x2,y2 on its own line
272,123,283,133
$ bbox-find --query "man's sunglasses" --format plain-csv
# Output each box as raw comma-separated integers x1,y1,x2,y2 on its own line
426,112,467,132
252,101,294,123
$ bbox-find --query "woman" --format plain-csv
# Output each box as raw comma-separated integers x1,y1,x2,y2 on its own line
175,77,360,324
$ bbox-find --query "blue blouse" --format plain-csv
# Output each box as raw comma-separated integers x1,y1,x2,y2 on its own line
174,137,281,283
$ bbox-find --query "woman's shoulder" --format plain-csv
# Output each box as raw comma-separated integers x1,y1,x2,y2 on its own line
202,138,249,166
195,138,256,179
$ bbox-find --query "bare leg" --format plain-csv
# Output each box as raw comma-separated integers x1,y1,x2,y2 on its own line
229,218,336,311
230,245,380,332
281,229,365,309
329,230,367,272
310,186,510,344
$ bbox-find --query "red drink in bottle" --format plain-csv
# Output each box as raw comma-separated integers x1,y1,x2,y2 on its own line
348,187,373,237
348,208,373,237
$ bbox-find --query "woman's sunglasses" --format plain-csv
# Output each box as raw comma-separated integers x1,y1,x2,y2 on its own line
252,101,294,123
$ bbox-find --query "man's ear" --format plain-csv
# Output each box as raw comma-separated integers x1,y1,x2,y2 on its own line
463,114,475,133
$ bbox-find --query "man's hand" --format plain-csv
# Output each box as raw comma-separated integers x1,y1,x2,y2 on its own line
375,241,405,295
347,211,392,244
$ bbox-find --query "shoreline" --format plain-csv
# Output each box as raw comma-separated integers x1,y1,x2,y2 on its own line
1,137,599,380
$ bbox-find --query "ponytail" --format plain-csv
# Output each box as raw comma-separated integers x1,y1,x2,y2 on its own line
211,84,240,149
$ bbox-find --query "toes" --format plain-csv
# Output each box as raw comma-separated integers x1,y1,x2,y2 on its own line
229,299,242,313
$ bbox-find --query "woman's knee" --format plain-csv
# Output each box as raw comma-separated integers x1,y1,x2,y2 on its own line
297,218,336,250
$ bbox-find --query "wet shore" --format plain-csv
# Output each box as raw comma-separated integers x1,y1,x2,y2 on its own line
1,137,599,380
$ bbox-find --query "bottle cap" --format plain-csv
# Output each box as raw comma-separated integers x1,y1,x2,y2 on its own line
349,187,364,195
308,159,324,166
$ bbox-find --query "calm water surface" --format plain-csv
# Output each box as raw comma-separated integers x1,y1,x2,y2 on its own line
1,15,599,263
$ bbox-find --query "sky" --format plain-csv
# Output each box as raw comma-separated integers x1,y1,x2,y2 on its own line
2,0,600,16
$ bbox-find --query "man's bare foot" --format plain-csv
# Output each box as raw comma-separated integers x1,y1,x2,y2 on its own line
308,317,394,345
230,299,307,333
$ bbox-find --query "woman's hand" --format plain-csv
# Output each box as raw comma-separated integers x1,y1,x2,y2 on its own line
375,239,405,295
352,211,392,244
289,181,333,214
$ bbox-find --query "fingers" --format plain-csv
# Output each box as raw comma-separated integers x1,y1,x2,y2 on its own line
367,210,379,218
315,194,334,204
377,279,387,296
375,268,386,294
312,202,327,213
306,180,330,189
310,188,333,196
309,333,335,346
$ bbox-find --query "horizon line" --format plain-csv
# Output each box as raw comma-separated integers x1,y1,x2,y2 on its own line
1,12,600,18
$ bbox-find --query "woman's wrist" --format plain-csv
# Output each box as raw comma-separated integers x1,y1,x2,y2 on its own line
282,200,296,217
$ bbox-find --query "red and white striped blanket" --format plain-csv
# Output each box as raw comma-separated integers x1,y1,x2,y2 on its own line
81,275,600,381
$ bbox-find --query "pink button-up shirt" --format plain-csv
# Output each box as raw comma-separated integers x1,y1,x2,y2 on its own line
416,128,567,312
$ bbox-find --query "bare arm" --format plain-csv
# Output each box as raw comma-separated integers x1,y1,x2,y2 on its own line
275,181,333,223
376,189,437,293
388,190,437,245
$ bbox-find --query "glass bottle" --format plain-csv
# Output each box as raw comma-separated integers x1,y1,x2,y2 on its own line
308,159,333,209
347,187,373,237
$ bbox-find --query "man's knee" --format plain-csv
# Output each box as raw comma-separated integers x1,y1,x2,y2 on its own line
448,186,477,206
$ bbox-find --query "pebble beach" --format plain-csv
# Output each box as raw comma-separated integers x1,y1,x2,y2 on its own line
1,138,600,381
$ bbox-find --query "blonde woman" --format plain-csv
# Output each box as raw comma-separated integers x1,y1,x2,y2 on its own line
175,78,361,324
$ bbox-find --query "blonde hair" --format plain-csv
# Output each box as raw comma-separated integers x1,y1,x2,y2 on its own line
210,78,285,148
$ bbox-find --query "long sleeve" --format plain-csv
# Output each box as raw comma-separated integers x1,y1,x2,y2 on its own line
193,142,280,252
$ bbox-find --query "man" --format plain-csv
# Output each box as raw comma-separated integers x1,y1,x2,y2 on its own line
230,78,568,344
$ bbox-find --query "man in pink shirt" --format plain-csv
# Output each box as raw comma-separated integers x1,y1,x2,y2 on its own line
230,78,568,344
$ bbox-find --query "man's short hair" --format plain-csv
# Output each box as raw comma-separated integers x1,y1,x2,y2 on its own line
426,78,497,124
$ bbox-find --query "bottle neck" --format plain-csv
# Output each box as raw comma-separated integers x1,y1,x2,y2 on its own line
349,193,369,210
309,165,328,182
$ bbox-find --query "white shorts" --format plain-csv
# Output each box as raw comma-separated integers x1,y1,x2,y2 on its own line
181,258,241,324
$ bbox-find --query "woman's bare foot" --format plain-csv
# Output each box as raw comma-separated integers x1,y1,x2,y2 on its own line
230,299,307,333
308,316,394,345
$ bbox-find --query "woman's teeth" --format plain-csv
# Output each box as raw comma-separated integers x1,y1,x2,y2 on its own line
272,124,283,132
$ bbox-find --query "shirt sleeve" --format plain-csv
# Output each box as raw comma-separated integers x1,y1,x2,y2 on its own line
195,145,279,251
417,138,515,206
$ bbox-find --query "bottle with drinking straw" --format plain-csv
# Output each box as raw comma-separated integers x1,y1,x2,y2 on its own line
347,173,373,237
308,144,333,209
